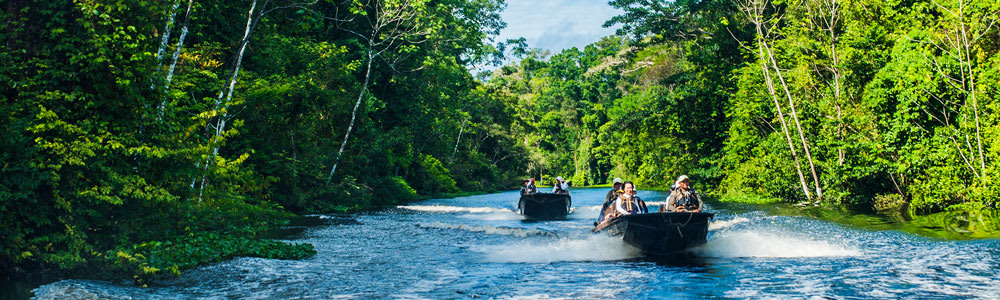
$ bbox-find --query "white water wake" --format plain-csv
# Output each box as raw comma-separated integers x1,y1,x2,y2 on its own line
709,216,750,231
483,235,642,263
398,205,514,214
416,222,554,237
697,230,861,258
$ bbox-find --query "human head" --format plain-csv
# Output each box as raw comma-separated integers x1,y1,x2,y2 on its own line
676,175,690,189
623,181,635,193
613,177,623,188
556,176,564,182
529,178,535,184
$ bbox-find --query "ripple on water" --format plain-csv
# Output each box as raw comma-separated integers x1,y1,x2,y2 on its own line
29,188,1000,299
481,234,643,263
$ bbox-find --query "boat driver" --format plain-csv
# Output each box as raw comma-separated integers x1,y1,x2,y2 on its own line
663,175,702,212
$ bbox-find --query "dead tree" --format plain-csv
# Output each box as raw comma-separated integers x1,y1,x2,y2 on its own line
737,0,815,201
922,0,997,183
326,0,434,183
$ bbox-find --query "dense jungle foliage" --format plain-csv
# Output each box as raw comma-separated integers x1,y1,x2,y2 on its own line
488,0,999,216
2,0,998,282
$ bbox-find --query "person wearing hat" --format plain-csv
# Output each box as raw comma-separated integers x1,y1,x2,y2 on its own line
520,178,537,196
597,178,625,223
663,175,702,212
552,176,570,194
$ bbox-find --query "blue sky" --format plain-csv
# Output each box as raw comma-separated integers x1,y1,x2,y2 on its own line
497,0,621,53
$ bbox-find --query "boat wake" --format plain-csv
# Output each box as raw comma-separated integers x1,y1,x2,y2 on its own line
416,222,555,237
398,205,514,214
696,230,861,258
709,217,750,231
481,235,642,263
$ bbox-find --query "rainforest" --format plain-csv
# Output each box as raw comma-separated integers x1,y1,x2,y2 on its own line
2,0,999,286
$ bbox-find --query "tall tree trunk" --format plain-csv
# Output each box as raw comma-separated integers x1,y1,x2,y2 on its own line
755,35,811,201
198,0,259,203
450,118,467,164
154,0,181,70
159,0,195,116
740,0,813,201
823,0,845,166
764,41,824,201
957,1,986,181
328,49,374,184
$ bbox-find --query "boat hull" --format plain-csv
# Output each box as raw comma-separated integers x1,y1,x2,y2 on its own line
518,193,571,219
593,212,713,256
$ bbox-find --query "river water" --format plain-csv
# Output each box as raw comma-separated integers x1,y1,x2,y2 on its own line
30,188,1000,299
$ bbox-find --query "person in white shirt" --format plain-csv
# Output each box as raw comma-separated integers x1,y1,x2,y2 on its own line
552,176,569,194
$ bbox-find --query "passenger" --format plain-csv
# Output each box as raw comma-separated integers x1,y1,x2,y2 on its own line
552,176,570,194
597,177,624,223
613,181,648,216
663,175,702,212
520,178,537,195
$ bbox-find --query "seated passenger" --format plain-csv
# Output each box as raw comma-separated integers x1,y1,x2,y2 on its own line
520,178,537,195
552,176,569,194
597,177,624,223
663,175,702,212
613,181,648,216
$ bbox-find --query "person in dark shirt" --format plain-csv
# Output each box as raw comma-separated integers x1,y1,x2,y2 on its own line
597,178,624,223
520,178,537,196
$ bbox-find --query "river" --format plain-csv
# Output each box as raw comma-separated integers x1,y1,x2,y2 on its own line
28,188,1000,299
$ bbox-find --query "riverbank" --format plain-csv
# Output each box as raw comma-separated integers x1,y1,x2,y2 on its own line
1,186,503,299
1,205,316,298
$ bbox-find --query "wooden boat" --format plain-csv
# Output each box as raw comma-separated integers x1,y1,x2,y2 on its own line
518,192,571,219
592,212,714,256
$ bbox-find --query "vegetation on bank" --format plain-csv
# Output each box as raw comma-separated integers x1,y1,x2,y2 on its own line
3,0,999,285
486,0,999,218
1,0,519,281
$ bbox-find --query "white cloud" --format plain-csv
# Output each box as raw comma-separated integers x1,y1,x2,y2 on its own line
498,0,621,53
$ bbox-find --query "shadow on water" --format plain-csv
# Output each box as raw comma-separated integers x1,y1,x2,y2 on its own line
646,252,710,269
1,277,43,300
260,214,360,240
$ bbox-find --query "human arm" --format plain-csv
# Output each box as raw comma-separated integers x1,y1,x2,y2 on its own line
693,190,703,212
665,192,678,212
615,197,630,215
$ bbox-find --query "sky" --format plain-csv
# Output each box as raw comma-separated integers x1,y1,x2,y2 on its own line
497,0,622,54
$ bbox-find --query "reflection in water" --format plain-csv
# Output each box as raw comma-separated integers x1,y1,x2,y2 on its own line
30,188,1000,299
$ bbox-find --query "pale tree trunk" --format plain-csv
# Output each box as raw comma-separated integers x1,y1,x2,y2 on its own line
198,0,260,203
154,0,181,70
819,0,845,166
742,1,812,201
956,1,986,181
927,0,993,183
159,0,195,116
327,0,435,183
328,49,374,184
450,118,467,164
764,41,824,201
757,37,812,201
